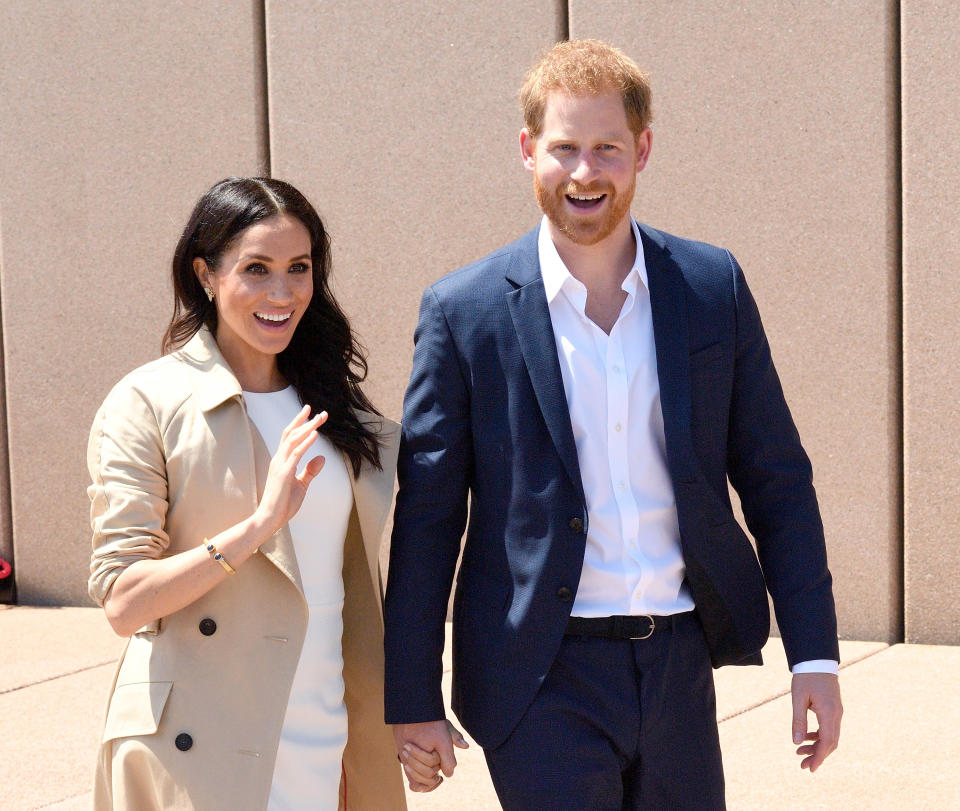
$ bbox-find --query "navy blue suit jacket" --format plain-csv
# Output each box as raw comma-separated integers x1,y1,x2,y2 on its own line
384,223,839,750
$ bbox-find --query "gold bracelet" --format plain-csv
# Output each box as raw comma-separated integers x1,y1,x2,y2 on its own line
202,540,236,575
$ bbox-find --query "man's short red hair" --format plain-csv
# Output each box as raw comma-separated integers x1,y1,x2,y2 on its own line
520,39,653,139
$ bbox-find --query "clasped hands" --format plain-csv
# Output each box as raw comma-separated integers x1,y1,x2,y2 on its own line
393,720,469,792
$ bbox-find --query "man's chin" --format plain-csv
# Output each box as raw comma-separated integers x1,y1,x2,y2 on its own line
550,216,618,247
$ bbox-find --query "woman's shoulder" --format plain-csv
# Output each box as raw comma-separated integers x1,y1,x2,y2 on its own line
95,352,199,429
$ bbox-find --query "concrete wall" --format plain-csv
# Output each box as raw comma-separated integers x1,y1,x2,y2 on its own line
902,1,960,644
0,3,955,645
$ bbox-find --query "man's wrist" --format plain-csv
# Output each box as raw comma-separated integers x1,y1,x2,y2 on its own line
791,659,839,675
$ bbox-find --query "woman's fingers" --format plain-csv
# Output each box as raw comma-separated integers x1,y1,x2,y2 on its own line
279,404,312,440
400,743,440,782
298,455,325,487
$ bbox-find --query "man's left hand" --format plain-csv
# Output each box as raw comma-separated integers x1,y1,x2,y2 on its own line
791,672,843,772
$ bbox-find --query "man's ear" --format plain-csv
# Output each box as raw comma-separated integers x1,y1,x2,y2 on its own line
635,128,653,173
519,128,537,172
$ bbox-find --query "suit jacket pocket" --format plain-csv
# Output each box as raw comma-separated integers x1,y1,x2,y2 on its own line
101,681,173,743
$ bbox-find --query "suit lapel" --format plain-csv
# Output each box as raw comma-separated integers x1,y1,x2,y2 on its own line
640,224,697,484
505,228,585,504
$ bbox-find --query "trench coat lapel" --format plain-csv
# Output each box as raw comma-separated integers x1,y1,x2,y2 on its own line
505,227,586,505
347,414,400,620
181,328,305,594
250,423,305,595
639,223,697,484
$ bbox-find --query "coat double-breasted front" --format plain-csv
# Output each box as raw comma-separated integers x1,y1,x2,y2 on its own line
87,328,405,810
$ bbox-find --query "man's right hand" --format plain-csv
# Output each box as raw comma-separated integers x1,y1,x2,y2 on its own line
393,720,469,792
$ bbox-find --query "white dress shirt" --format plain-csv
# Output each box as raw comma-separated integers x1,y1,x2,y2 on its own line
538,216,837,675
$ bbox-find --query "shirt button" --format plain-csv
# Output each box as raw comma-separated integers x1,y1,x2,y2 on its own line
175,733,194,751
557,587,573,602
614,423,622,433
612,365,621,374
619,480,627,490
568,517,584,533
198,618,217,636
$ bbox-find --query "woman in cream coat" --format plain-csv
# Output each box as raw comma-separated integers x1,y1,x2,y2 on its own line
87,178,436,809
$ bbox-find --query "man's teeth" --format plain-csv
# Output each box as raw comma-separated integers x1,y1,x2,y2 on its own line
255,312,291,322
569,193,604,200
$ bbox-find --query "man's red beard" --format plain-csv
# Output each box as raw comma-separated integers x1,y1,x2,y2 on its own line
534,172,636,246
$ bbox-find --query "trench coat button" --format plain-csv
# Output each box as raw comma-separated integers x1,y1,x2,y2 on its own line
198,618,217,636
568,517,584,533
175,733,193,751
557,586,573,602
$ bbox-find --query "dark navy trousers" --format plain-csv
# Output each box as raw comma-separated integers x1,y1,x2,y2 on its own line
483,611,726,810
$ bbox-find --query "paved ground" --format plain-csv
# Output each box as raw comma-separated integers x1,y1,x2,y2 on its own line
3,605,958,810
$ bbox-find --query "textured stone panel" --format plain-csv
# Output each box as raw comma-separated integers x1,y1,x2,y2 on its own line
266,0,563,419
0,212,13,601
571,1,900,642
902,2,960,644
0,3,267,604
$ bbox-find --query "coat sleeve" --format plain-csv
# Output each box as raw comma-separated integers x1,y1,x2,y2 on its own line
383,286,473,723
725,251,839,667
87,380,170,606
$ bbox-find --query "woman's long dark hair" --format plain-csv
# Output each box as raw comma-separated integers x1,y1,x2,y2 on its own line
163,177,381,474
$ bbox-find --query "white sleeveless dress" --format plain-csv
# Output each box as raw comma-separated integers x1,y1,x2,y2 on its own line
243,387,353,811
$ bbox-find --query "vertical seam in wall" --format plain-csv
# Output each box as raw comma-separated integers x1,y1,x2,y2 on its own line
255,0,272,177
0,208,15,603
894,0,905,643
558,0,570,41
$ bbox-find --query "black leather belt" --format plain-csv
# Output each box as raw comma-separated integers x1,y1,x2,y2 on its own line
565,612,692,640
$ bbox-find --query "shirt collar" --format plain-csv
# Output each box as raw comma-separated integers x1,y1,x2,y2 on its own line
538,215,648,306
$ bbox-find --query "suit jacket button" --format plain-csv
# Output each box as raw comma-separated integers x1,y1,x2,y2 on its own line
175,733,193,751
198,618,217,636
568,517,584,533
557,586,573,602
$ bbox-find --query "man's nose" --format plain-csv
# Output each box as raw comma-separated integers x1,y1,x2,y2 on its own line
570,154,598,183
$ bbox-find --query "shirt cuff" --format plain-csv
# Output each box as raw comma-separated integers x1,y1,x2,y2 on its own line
791,659,839,675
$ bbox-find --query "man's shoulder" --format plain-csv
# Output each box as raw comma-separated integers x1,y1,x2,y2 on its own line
428,226,540,300
638,222,733,268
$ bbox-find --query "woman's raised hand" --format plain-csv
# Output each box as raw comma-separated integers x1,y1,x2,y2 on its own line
255,405,327,534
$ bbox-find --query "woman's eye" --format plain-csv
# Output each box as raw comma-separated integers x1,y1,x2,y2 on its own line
290,263,310,274
246,262,267,274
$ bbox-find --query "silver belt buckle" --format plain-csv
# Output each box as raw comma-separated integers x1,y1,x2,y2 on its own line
629,615,655,640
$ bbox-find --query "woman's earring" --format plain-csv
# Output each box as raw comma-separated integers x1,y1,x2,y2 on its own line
204,287,214,302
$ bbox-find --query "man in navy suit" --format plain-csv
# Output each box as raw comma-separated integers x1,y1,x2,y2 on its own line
384,39,842,809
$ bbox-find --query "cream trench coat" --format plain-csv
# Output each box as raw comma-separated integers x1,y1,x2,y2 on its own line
87,328,406,811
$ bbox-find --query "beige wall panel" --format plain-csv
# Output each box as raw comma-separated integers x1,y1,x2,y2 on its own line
0,210,13,600
266,0,561,419
902,3,960,644
571,2,900,641
0,3,267,604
